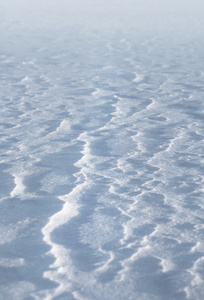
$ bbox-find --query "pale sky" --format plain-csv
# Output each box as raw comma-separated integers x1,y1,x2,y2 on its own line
0,0,204,37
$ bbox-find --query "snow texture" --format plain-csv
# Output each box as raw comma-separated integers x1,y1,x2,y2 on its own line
0,0,204,299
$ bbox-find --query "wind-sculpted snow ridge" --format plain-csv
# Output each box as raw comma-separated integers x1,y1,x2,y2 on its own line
1,18,204,300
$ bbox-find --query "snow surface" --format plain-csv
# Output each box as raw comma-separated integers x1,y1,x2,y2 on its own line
0,0,204,299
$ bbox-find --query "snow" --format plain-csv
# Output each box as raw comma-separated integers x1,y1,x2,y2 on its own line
0,0,204,299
